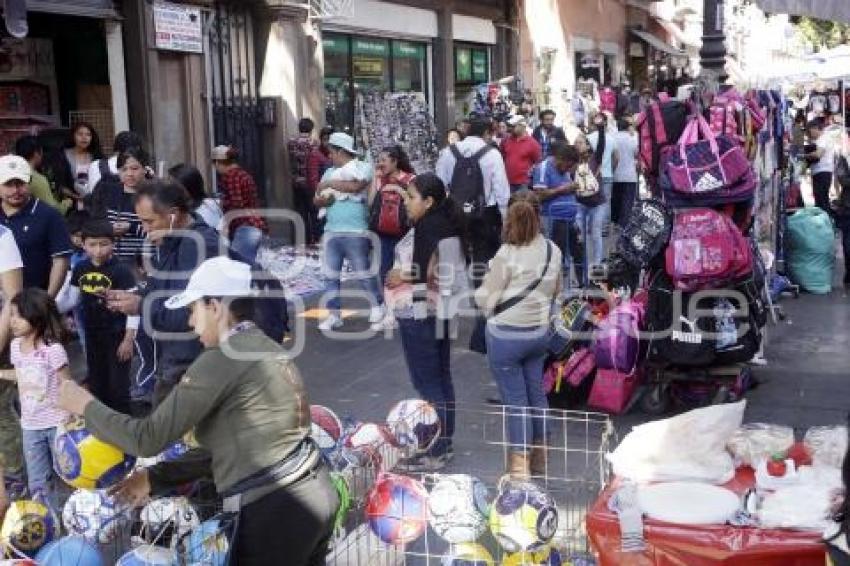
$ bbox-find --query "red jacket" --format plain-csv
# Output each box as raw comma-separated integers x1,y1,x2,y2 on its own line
501,134,542,186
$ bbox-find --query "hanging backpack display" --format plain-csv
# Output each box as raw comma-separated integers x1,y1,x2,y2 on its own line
369,184,409,237
659,115,754,206
665,208,752,292
616,198,673,268
593,292,647,374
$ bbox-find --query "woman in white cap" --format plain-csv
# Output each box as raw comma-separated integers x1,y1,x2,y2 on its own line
58,256,338,565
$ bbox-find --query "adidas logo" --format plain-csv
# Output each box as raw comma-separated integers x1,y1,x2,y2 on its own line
694,172,723,192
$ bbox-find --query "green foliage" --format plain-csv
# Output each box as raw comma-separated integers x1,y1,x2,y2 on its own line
795,16,850,49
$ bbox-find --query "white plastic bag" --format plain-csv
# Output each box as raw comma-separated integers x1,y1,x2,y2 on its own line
727,423,795,468
607,401,746,484
804,426,848,469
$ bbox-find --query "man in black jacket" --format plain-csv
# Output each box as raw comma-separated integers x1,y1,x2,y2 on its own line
532,109,567,160
105,179,223,407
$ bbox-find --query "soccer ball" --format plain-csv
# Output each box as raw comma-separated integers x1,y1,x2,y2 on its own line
116,545,179,566
502,545,563,565
179,519,230,566
62,489,129,544
441,542,495,565
344,422,401,470
35,536,103,566
365,473,429,545
138,497,201,548
428,474,490,543
53,416,136,490
0,499,60,556
386,399,441,456
311,405,343,451
489,480,559,553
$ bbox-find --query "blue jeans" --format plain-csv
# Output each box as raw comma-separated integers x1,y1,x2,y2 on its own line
231,225,265,265
322,233,383,313
576,179,612,285
378,234,400,284
22,427,58,508
485,324,550,452
398,317,455,456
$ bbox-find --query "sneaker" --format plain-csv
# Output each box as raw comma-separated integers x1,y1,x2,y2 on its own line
370,315,397,332
318,314,342,331
368,305,386,324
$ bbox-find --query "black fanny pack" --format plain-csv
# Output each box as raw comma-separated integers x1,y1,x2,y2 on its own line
221,437,318,499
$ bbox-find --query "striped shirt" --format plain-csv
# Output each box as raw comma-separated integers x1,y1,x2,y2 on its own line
10,338,69,430
93,184,146,264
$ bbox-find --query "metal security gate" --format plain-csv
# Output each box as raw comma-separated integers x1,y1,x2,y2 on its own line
206,1,265,192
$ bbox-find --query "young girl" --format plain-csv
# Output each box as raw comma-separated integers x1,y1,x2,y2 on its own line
0,288,70,507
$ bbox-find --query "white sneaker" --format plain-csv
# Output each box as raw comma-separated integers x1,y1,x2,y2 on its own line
318,314,342,331
368,305,386,324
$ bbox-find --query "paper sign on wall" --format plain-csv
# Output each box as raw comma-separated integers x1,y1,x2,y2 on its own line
154,1,203,54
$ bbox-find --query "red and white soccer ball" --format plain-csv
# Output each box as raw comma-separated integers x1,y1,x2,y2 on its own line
386,399,441,457
310,405,343,451
344,423,401,471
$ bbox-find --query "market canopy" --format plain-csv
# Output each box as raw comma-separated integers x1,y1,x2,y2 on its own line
755,0,850,25
630,29,687,57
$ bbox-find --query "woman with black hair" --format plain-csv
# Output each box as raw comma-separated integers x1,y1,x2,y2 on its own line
385,172,470,471
61,122,104,204
370,145,416,285
90,147,151,269
168,163,223,232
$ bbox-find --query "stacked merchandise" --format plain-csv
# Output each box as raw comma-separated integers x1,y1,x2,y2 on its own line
259,245,356,298
465,81,514,122
547,89,770,415
355,91,440,174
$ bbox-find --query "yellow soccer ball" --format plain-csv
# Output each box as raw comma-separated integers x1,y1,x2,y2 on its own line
53,417,136,490
441,542,494,565
0,499,59,556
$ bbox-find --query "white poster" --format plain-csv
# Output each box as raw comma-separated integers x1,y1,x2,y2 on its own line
154,1,203,54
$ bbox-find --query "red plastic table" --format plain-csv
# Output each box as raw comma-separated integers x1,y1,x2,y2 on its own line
586,467,826,566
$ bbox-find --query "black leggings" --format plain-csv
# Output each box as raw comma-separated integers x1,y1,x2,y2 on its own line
812,172,833,213
235,463,338,566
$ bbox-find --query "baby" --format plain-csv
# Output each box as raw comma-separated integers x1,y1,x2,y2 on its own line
317,159,368,220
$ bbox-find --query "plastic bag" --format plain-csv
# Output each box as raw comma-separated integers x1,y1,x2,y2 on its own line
727,423,795,467
786,207,835,294
606,400,746,484
804,426,848,468
759,467,842,531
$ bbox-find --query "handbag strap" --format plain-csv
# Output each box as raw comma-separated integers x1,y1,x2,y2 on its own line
493,241,553,316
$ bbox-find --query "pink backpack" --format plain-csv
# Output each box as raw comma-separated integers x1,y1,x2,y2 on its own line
543,347,595,394
593,293,647,374
600,88,617,114
588,367,643,414
709,93,742,142
665,208,752,292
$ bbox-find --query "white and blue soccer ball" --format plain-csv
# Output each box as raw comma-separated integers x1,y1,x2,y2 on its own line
116,544,179,566
35,535,104,566
179,519,231,566
138,497,201,549
428,474,491,544
489,480,559,553
62,489,129,544
386,399,441,456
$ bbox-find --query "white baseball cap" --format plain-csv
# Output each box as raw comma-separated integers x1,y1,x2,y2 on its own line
507,115,527,127
328,132,360,156
211,145,235,161
0,155,31,184
165,256,254,309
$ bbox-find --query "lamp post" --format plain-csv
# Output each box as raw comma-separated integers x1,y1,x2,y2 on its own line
700,0,727,88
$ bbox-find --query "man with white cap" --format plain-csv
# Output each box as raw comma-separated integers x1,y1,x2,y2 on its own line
0,154,72,296
501,115,542,194
59,256,338,565
313,132,384,331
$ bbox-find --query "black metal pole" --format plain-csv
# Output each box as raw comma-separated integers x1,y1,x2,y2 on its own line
700,0,727,88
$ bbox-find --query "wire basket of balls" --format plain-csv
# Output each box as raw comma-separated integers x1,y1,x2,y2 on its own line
1,415,230,566
314,399,615,565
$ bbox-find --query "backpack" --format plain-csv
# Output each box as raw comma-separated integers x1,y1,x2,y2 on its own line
98,158,121,186
665,208,752,292
251,267,290,343
636,100,689,179
588,366,642,414
709,93,742,142
369,184,408,237
449,144,493,218
593,292,647,374
616,198,672,269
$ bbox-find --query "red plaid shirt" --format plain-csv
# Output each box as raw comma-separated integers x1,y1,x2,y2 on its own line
306,146,331,193
219,166,268,238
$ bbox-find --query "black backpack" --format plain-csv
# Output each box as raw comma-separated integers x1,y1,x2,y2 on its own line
98,159,121,186
449,144,493,218
617,198,672,269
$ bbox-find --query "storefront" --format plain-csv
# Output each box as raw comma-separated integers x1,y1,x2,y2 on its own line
0,1,126,155
322,33,430,133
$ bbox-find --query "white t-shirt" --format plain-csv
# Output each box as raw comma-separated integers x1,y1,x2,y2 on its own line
613,131,639,183
0,226,23,274
811,135,835,175
86,156,119,194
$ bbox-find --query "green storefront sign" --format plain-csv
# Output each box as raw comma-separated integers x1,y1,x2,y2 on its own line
472,50,488,83
352,38,388,57
323,35,348,55
393,41,425,60
456,48,472,82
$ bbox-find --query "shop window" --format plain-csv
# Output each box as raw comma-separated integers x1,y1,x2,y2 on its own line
576,52,601,82
392,41,426,93
455,44,489,85
352,37,389,92
323,33,352,132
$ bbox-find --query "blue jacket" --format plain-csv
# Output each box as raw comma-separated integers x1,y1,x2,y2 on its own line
140,221,224,386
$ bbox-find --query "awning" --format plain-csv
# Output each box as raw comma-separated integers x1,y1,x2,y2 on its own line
655,19,701,49
755,0,850,25
630,29,687,57
27,0,120,19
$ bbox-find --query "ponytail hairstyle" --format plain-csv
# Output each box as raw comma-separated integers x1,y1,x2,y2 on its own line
381,145,415,175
